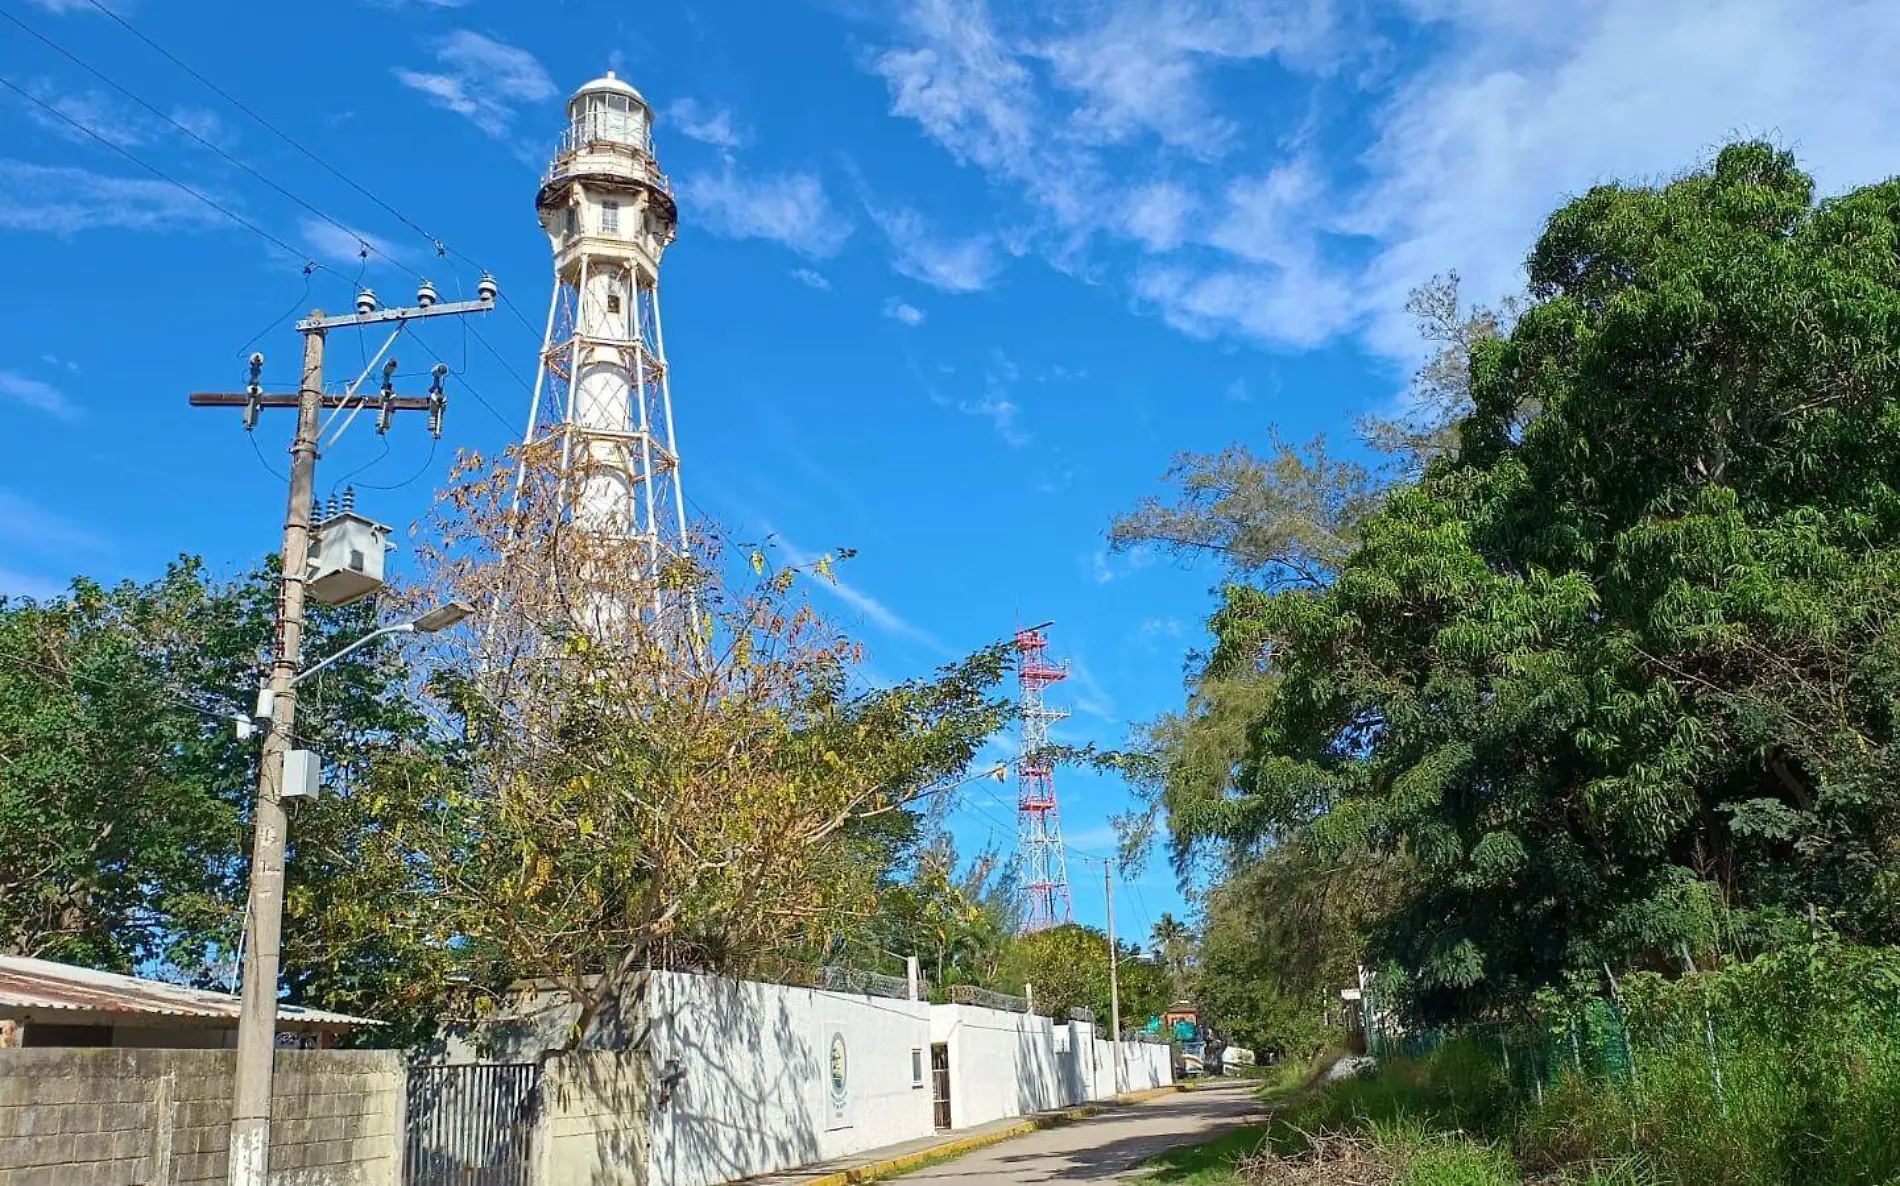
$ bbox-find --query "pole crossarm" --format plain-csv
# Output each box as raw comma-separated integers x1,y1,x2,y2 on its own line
190,392,437,411
296,295,492,332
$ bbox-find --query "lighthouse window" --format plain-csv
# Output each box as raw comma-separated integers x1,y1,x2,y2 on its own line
607,293,623,315
563,206,577,236
601,200,620,234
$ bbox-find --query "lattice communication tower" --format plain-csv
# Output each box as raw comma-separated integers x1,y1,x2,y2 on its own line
1015,624,1073,931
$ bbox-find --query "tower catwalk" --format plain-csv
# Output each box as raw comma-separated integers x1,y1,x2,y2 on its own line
1015,624,1073,932
518,71,688,617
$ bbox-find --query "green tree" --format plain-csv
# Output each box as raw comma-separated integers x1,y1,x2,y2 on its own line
1150,912,1193,984
0,557,453,1038
1180,142,1900,1022
992,922,1170,1028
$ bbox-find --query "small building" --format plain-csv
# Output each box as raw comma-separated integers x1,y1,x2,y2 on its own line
0,954,378,1049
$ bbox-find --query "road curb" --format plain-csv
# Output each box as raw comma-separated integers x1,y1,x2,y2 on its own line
795,1085,1197,1185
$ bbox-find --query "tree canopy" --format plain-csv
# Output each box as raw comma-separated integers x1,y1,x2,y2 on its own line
1137,141,1900,1028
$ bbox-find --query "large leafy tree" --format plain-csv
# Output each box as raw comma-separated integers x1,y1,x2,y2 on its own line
1194,142,1900,1021
992,922,1170,1029
0,557,446,1030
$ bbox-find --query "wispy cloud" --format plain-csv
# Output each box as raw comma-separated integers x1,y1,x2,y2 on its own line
393,30,553,137
666,97,749,149
298,218,406,269
0,568,64,600
679,158,851,257
1066,654,1117,723
790,268,832,290
0,372,81,422
956,395,1024,446
0,161,227,235
869,203,1001,293
869,0,1900,369
770,525,949,655
0,490,109,553
883,297,926,326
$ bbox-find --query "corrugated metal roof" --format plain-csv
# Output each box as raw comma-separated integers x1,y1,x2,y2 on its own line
0,955,379,1029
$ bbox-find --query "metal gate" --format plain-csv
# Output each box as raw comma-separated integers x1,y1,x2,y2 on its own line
404,1063,540,1186
929,1043,951,1130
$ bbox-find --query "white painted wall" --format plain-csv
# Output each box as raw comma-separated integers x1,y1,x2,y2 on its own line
646,970,934,1186
927,1005,1175,1129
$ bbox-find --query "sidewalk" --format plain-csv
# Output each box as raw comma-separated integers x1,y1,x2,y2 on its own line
743,1085,1194,1185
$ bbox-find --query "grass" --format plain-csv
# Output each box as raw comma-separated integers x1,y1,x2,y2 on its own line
1141,1124,1273,1184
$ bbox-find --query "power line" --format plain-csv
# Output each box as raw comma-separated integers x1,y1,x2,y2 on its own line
0,70,313,264
76,0,452,262
76,0,549,346
0,3,416,279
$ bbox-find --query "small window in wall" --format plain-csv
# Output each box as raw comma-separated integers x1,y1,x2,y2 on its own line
911,1048,926,1087
563,206,577,236
601,200,620,234
607,293,623,315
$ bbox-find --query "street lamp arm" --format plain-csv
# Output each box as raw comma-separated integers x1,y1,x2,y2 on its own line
291,622,416,686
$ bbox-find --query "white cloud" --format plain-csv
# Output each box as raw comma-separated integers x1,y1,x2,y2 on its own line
1029,0,1331,158
869,204,1001,292
393,30,553,137
0,491,108,553
770,526,950,654
1344,0,1900,362
168,105,232,147
0,568,63,600
956,394,1025,445
866,0,1900,366
1133,258,1355,351
790,268,832,290
666,98,749,149
1123,181,1196,252
20,0,107,13
679,158,851,257
883,297,926,326
0,372,80,422
0,161,226,235
298,218,406,269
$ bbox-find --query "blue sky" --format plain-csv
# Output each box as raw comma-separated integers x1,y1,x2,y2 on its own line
6,0,1900,951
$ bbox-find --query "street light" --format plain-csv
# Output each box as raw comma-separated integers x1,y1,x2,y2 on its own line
293,599,474,686
247,601,476,729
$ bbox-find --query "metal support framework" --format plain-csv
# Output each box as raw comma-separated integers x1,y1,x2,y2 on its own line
521,252,688,620
1015,624,1073,932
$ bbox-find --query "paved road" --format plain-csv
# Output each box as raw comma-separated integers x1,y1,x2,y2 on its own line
898,1083,1267,1183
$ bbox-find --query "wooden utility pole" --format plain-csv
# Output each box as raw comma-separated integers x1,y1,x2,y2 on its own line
190,283,493,1186
223,321,325,1186
1105,860,1123,1094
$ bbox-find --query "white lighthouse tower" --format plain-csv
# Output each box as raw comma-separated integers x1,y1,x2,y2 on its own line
519,71,688,609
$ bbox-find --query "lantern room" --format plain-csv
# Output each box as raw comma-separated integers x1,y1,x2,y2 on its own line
562,71,652,156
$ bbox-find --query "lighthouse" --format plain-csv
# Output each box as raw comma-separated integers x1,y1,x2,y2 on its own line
518,71,689,612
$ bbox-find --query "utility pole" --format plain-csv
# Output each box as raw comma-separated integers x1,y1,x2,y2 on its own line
222,322,323,1186
190,280,493,1186
1105,860,1124,1094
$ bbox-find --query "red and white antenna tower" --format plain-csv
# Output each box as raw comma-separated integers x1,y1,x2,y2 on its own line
1014,623,1072,932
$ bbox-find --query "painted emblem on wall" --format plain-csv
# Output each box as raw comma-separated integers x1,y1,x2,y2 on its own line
824,1025,852,1129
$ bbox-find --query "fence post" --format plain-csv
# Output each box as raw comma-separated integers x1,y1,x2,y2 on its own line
1704,1006,1725,1113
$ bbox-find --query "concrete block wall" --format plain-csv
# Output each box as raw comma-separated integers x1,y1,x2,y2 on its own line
537,1050,647,1186
0,1047,401,1186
